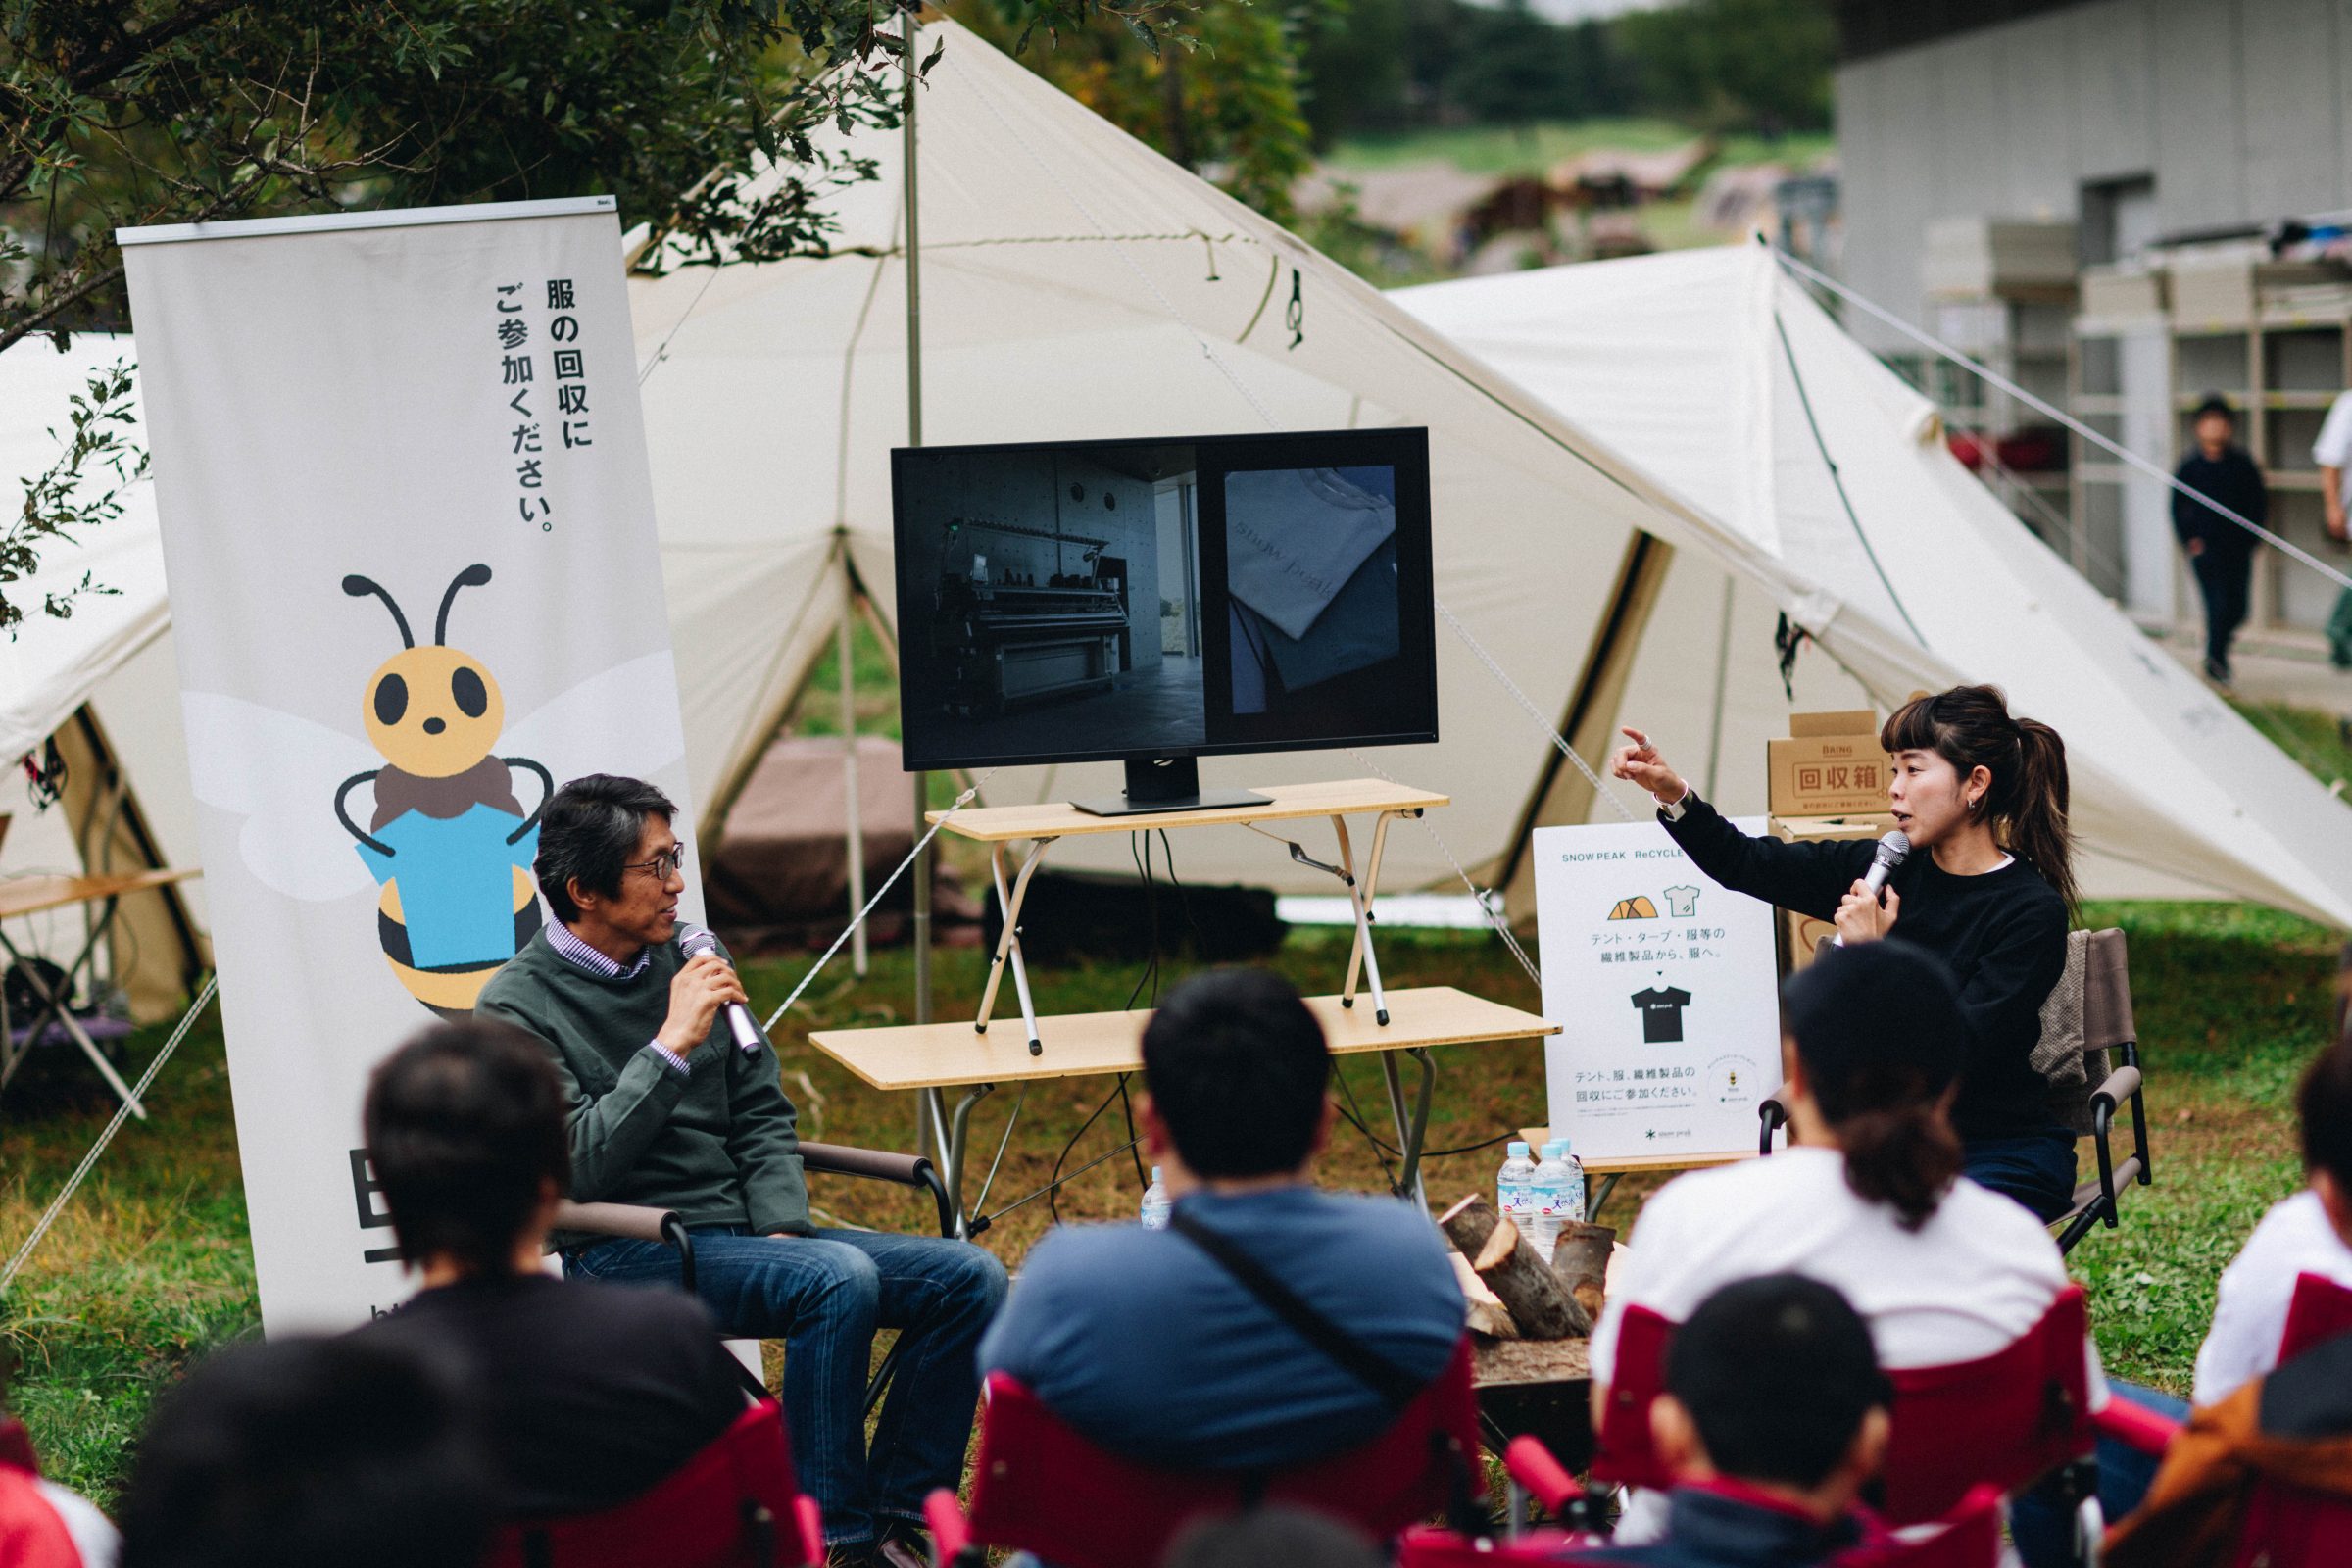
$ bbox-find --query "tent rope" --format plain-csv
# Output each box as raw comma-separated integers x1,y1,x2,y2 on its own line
1345,747,1544,990
1773,307,1930,648
1435,601,1643,824
1,973,218,1300
1771,243,2352,596
762,770,997,1032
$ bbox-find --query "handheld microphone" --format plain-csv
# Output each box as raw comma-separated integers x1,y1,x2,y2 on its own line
678,922,764,1055
1861,829,1911,899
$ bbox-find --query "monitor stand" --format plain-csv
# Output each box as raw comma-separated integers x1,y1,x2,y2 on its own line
1071,756,1268,818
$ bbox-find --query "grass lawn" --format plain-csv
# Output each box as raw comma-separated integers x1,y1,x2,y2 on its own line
2,887,2339,1503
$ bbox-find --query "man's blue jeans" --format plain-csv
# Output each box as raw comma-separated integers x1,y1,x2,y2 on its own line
2008,1380,2188,1567
570,1226,1007,1548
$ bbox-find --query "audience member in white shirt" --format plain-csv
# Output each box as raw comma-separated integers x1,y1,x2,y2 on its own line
1590,942,2102,1563
2192,1026,2352,1405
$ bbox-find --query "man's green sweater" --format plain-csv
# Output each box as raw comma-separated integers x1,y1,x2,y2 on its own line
476,927,811,1244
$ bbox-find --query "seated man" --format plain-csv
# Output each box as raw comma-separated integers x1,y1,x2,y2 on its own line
1569,1274,1892,1567
353,1019,750,1516
476,774,1004,1567
2191,1020,2352,1405
980,967,1463,1469
116,1336,494,1568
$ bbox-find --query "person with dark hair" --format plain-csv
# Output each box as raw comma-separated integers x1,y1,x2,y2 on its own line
352,1020,750,1517
1592,944,2095,1543
474,774,1004,1567
978,968,1462,1469
115,1336,493,1568
2190,1026,2352,1404
2172,393,2266,686
1569,1276,1892,1567
1161,1506,1385,1568
1610,684,2080,1221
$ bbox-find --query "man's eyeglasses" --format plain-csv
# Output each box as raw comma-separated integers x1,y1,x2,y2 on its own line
624,845,689,882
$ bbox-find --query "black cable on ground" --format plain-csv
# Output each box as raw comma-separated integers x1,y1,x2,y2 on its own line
1332,1099,1518,1161
1333,1065,1400,1193
1046,1078,1125,1227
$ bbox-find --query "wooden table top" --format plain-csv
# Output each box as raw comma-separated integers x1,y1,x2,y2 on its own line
810,985,1555,1093
0,867,199,922
1516,1127,1755,1177
926,777,1448,844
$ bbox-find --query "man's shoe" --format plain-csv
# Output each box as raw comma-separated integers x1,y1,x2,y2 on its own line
2204,657,2233,687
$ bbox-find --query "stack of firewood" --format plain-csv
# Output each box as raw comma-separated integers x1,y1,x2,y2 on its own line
1440,1195,1614,1383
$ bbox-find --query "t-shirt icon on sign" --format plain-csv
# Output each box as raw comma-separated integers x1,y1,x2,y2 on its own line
1662,885,1700,918
1631,985,1692,1044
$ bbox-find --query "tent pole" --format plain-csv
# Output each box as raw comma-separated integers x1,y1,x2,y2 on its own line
904,10,935,1163
840,546,868,976
1702,572,1735,798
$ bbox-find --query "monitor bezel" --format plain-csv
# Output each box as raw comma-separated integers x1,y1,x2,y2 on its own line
889,425,1438,774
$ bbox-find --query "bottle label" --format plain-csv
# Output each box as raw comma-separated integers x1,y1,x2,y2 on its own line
1499,1182,1531,1212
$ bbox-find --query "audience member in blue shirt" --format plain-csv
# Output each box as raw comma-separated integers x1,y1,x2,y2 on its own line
1568,1275,1893,1568
978,968,1464,1470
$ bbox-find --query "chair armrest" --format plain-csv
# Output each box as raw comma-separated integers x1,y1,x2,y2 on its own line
924,1487,975,1565
2093,1397,2180,1457
549,1201,695,1293
1757,1092,1789,1156
553,1200,682,1243
1504,1436,1580,1517
2091,1064,2142,1115
800,1142,958,1240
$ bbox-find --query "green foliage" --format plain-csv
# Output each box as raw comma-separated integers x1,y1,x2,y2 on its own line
1613,0,1834,134
0,357,138,637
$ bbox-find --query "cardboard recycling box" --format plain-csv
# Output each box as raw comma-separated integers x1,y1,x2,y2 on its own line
1767,710,1891,817
1770,813,1898,974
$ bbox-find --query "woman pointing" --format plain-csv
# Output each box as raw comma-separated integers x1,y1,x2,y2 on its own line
1608,685,2079,1221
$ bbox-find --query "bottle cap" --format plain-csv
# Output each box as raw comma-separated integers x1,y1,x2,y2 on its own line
1151,1166,1163,1183
1506,1141,1530,1159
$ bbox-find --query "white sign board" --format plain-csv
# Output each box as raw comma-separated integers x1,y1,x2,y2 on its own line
1534,820,1783,1163
122,198,697,1332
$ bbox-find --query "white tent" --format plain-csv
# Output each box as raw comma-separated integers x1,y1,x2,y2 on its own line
8,19,2352,950
1396,244,2352,927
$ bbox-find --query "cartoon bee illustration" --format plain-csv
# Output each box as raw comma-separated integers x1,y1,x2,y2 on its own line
181,566,691,1019
332,565,553,1017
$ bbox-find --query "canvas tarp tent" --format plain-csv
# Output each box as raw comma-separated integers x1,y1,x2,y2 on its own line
7,20,2351,961
1395,243,2352,927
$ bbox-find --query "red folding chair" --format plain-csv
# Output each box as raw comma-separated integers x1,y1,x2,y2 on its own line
1396,1437,2002,1568
0,1418,85,1568
1595,1289,2096,1528
480,1399,823,1568
924,1339,1483,1568
2094,1271,2352,1568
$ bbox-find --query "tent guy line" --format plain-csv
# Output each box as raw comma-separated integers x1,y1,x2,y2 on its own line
1772,242,2352,598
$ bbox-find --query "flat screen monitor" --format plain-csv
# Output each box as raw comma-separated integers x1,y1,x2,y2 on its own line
891,428,1437,810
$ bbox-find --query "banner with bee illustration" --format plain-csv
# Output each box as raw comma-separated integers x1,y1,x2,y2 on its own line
122,197,698,1333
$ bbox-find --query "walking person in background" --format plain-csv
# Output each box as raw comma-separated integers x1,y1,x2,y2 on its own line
2311,387,2352,671
2172,394,2266,687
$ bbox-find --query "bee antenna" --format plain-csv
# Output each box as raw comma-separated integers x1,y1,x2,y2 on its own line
341,574,415,650
434,564,493,645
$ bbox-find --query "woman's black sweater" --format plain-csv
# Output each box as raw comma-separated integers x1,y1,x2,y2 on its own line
1661,794,2070,1143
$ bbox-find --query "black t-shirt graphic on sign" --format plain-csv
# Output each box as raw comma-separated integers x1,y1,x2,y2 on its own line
1631,986,1692,1044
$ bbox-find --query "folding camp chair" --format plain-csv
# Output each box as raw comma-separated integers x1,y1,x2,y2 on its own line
1595,1289,2100,1553
480,1399,824,1568
1756,928,2151,1254
552,1140,957,1406
2096,1273,2352,1568
0,1416,86,1568
923,1339,1485,1568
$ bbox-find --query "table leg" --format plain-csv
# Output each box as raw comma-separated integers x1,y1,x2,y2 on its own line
1342,809,1402,1008
922,1082,993,1240
1379,1045,1435,1209
1587,1173,1622,1223
1329,815,1390,1027
0,909,145,1119
975,839,1053,1056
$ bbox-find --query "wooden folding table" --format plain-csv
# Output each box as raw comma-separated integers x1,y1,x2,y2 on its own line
0,868,200,1118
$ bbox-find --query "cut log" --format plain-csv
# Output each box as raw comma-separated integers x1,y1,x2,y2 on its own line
1438,1193,1502,1256
1448,1249,1520,1340
1473,1336,1592,1388
1550,1221,1616,1321
1473,1215,1591,1340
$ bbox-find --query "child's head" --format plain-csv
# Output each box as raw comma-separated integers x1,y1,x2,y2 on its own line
1654,1274,1890,1520
2300,1026,2352,1244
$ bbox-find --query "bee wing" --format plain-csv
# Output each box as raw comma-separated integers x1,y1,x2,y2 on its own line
180,692,384,902
499,651,688,788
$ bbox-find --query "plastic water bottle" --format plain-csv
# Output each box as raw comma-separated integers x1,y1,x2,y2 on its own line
1496,1141,1537,1234
1141,1167,1173,1230
1549,1138,1587,1241
1527,1142,1571,1259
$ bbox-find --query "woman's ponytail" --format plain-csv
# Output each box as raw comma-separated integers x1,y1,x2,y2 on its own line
1836,1102,1964,1231
2009,717,2079,915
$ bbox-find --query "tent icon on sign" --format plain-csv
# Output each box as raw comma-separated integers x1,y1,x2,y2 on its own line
1606,895,1659,921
